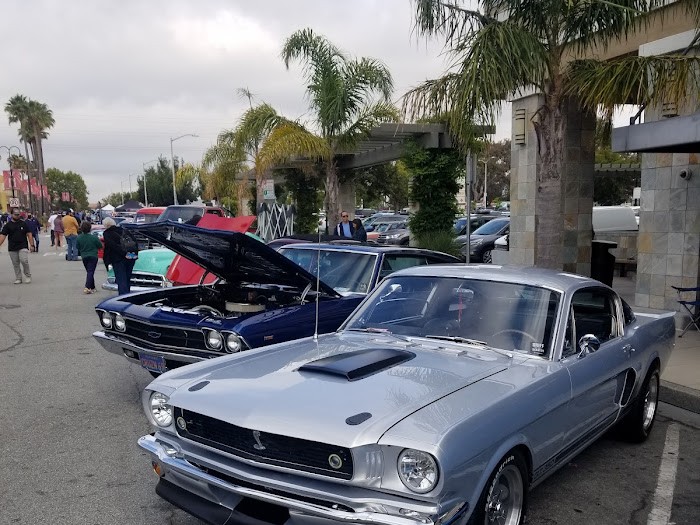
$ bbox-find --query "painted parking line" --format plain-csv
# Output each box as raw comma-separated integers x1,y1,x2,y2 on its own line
647,423,680,525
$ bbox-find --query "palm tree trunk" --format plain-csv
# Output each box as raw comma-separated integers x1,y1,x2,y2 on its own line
33,124,46,212
325,159,340,233
532,100,566,269
256,167,265,205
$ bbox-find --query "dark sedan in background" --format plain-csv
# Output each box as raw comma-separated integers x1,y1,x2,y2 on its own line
464,217,510,263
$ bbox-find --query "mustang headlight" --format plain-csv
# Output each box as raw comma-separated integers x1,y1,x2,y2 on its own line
100,311,113,329
205,330,223,350
114,313,126,332
225,333,242,353
398,449,439,494
149,392,173,427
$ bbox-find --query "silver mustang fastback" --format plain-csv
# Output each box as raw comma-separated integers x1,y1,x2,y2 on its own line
138,265,675,525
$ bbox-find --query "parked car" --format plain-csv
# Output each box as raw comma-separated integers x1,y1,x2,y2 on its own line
93,223,459,375
156,204,226,223
354,208,377,219
134,207,166,225
377,225,410,245
367,220,408,241
363,214,404,232
137,265,674,525
463,217,510,263
90,224,106,259
453,213,501,237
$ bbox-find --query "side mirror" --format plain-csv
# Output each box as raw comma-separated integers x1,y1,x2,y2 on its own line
578,334,601,358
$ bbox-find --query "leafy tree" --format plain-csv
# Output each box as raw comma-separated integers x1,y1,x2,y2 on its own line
353,162,410,211
472,140,511,206
279,167,323,233
46,167,89,209
594,118,639,205
101,192,137,207
403,139,463,242
258,29,396,232
405,0,700,268
135,156,197,206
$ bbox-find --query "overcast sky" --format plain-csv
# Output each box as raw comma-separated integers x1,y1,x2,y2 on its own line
0,0,631,205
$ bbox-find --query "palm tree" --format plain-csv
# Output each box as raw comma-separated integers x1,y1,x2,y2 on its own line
404,0,700,268
270,29,397,231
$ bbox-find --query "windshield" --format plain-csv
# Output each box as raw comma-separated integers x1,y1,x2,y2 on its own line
454,218,468,233
279,248,377,294
473,220,508,235
135,213,160,224
157,207,203,223
343,276,560,357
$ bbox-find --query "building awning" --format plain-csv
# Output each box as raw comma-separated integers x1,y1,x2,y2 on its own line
612,112,700,153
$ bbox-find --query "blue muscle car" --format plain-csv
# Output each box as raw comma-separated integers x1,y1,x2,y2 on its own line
92,221,458,375
137,265,674,525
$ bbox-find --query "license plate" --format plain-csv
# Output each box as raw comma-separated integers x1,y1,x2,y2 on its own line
139,353,167,374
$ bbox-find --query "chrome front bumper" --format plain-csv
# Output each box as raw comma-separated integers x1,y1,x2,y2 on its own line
92,330,206,365
139,434,442,525
101,281,158,292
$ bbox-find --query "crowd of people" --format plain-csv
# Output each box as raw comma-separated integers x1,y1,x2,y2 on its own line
1,207,138,295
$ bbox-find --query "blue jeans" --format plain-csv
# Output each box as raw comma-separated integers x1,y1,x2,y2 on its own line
82,256,98,289
112,258,136,295
65,234,78,260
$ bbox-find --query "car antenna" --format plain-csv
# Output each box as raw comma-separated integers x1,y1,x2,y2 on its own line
313,218,322,341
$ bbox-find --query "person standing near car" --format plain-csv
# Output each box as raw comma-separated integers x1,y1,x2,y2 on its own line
76,220,102,294
352,218,367,242
102,217,138,295
63,209,80,260
333,211,355,238
0,208,34,284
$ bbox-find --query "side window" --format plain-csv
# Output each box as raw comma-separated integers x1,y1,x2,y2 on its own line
379,255,428,279
571,288,619,346
562,307,576,358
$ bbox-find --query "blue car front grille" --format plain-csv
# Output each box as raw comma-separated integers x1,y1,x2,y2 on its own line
175,408,354,480
121,319,209,352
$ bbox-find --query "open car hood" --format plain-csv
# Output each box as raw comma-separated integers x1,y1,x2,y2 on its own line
123,221,340,296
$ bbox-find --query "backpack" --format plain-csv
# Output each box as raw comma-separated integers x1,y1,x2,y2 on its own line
119,228,139,254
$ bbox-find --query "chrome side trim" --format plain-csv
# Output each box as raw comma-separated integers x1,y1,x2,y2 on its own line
139,434,434,525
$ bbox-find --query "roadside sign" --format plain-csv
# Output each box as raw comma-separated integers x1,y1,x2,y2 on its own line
9,198,19,208
263,179,275,200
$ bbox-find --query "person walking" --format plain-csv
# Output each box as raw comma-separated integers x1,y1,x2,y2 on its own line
48,211,58,246
54,213,64,250
76,221,102,294
333,211,355,238
352,218,367,242
0,208,34,284
26,213,41,252
63,209,80,260
102,217,138,295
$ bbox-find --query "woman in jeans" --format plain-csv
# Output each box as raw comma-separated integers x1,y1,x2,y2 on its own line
76,220,103,293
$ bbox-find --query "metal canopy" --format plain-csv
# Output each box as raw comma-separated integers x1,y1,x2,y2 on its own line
336,123,495,170
612,112,700,153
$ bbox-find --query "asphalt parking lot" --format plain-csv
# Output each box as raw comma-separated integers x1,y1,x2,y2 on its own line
1,237,699,525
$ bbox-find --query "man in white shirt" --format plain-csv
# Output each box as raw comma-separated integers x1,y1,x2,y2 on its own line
47,211,58,246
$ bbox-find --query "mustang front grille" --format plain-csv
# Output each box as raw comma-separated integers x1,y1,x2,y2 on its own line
175,408,354,480
121,319,209,351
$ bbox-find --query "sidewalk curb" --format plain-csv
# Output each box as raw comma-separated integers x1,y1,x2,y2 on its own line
660,380,700,414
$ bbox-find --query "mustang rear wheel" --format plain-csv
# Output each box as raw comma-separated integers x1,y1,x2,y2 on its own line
618,366,660,443
468,451,527,525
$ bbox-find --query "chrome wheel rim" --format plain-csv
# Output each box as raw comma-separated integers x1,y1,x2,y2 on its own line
643,373,659,431
483,250,492,264
485,464,523,525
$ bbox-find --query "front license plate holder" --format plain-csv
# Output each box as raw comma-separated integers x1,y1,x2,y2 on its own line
139,353,167,374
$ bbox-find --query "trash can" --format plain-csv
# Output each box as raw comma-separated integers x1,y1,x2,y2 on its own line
591,240,617,287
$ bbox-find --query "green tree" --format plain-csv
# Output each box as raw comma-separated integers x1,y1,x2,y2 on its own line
280,167,323,233
594,118,639,205
135,156,197,206
405,0,700,268
259,29,396,232
353,162,410,211
46,167,89,209
101,192,137,207
404,139,463,242
473,140,511,206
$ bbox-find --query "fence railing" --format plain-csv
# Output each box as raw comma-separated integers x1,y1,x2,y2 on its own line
256,203,295,241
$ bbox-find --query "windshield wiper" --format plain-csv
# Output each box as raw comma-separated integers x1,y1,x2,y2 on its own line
424,335,513,358
346,327,412,343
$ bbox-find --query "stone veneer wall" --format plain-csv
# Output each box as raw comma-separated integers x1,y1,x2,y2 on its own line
635,152,700,311
509,94,595,274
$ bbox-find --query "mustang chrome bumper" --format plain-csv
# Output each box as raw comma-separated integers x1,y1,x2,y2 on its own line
92,331,206,364
139,434,441,525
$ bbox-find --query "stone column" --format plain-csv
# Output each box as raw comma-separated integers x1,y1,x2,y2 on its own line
339,179,356,220
509,94,595,273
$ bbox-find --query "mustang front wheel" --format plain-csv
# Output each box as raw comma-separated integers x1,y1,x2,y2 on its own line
468,451,527,525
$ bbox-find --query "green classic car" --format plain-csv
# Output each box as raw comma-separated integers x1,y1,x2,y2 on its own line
102,248,177,291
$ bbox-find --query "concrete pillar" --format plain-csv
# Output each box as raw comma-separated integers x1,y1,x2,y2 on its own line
508,94,595,274
339,179,356,221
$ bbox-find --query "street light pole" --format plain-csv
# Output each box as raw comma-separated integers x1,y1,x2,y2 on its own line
142,159,158,207
481,159,488,209
170,134,198,205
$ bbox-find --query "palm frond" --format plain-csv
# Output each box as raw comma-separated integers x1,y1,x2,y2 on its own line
343,57,394,103
413,0,491,45
335,102,399,151
281,28,345,73
234,103,289,155
566,55,700,111
257,123,332,173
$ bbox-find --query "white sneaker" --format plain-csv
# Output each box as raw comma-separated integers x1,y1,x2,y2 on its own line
14,279,21,284
24,277,31,284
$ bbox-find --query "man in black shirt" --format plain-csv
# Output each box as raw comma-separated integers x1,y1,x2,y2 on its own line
0,208,34,284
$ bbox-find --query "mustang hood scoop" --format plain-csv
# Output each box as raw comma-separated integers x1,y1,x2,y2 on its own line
299,348,416,381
